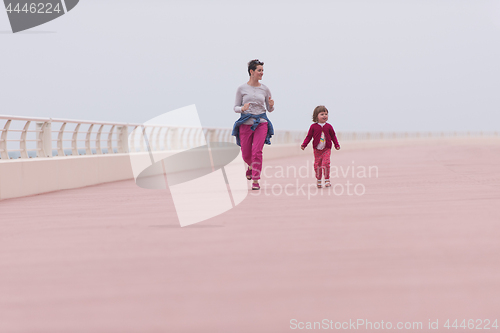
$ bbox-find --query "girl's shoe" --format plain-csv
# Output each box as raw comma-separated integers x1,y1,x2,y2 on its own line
252,182,260,190
317,180,322,188
246,167,252,180
325,179,331,187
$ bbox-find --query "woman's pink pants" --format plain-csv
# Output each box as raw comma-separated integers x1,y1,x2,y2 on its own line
239,123,268,180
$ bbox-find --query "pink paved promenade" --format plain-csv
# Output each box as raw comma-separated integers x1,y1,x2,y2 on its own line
1,138,500,332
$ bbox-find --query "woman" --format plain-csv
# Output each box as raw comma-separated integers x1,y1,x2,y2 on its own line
232,59,275,190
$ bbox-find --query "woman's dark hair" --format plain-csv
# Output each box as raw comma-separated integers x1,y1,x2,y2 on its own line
247,59,264,76
312,105,328,122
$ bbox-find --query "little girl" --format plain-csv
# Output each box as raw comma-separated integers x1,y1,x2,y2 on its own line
301,105,341,188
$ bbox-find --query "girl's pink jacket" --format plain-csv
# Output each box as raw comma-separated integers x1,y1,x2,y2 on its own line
301,123,340,150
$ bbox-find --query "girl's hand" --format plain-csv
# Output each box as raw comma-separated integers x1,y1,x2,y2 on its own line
301,146,305,150
241,103,251,112
269,97,274,108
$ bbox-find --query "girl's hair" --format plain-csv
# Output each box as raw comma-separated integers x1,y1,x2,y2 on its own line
247,59,264,76
312,105,328,122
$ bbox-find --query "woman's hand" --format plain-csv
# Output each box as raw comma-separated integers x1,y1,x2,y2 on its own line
241,103,251,112
269,97,274,108
300,146,305,150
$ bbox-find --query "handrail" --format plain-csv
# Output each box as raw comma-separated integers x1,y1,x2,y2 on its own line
0,115,308,160
0,114,498,160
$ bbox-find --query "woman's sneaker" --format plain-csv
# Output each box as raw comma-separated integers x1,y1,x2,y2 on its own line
246,168,252,180
252,182,260,190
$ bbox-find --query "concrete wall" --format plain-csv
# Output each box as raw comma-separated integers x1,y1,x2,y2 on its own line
0,143,302,200
5,137,496,201
0,153,135,200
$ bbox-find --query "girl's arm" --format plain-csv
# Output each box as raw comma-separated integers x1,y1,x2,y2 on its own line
330,125,340,149
301,125,315,148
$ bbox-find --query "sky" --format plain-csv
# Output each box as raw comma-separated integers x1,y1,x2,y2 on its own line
1,0,499,132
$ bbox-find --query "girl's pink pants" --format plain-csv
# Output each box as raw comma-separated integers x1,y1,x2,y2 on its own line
314,148,331,180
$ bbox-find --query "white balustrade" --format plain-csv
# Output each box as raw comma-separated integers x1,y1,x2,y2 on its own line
1,115,498,160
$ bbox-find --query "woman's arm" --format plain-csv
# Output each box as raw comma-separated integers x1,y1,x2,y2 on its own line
265,86,274,112
234,86,243,113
